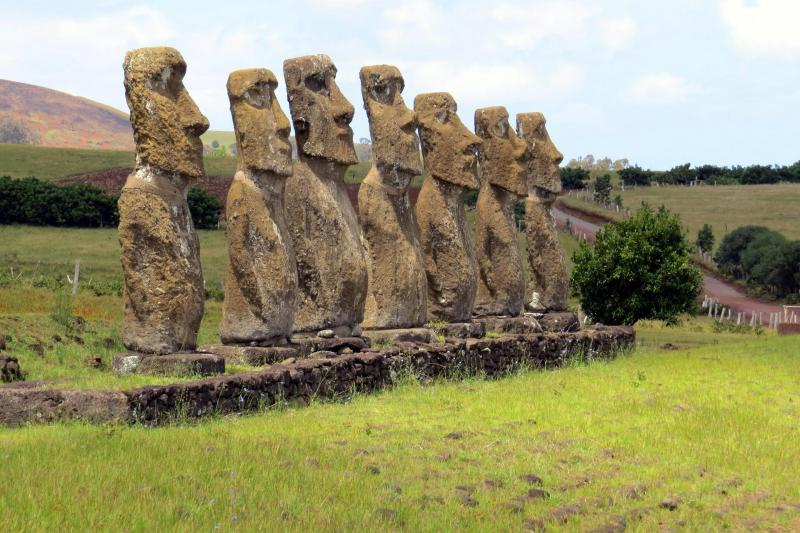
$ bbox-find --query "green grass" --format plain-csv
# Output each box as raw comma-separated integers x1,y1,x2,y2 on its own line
1,330,798,530
563,182,800,246
0,144,135,180
200,130,237,150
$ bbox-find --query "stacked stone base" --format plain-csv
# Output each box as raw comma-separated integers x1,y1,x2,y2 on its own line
112,353,225,377
0,326,634,427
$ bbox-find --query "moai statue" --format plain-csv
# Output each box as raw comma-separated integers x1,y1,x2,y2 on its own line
473,106,528,317
219,69,297,345
517,112,568,312
283,55,367,336
357,65,428,330
118,47,208,354
414,93,482,323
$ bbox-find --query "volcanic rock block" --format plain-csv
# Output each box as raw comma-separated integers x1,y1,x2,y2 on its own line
0,356,24,383
219,68,297,345
414,93,482,322
537,312,580,333
517,112,568,312
358,65,428,329
473,315,543,335
199,345,300,367
113,353,225,377
118,47,208,354
283,54,368,334
473,106,528,317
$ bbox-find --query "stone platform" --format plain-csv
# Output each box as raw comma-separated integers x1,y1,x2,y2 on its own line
1,326,634,427
112,353,225,377
363,328,438,345
201,336,371,366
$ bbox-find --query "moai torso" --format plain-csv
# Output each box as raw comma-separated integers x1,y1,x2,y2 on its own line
414,93,482,323
358,65,427,328
118,47,208,354
474,107,528,317
282,55,367,333
517,112,568,312
220,69,297,344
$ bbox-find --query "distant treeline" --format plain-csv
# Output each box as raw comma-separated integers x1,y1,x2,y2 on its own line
0,176,221,229
559,162,800,189
715,226,800,301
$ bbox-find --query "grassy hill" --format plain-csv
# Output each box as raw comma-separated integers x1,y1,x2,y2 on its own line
0,79,134,151
562,182,800,244
0,144,134,180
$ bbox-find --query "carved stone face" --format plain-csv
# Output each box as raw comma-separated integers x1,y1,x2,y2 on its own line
283,54,358,165
360,65,422,177
475,106,527,197
414,92,481,189
123,47,209,178
227,69,292,176
516,112,564,199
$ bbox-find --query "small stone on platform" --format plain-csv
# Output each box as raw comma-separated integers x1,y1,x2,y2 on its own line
199,345,299,366
365,328,438,345
113,353,225,377
536,312,580,332
473,316,543,335
438,322,486,339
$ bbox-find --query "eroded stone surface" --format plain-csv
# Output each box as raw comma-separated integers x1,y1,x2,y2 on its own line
364,328,438,345
113,353,224,377
200,345,299,367
473,315,543,335
415,93,482,322
358,65,428,328
517,112,568,312
474,107,528,317
119,47,207,354
220,68,297,345
283,55,367,333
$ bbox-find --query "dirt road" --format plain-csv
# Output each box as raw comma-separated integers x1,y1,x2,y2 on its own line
552,205,784,317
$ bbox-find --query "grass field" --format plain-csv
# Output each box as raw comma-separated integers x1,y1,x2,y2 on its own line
0,325,797,531
564,182,800,246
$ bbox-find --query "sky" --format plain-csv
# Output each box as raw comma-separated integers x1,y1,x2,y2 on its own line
0,0,798,170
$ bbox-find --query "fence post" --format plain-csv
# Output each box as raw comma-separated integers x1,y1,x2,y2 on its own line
71,259,80,296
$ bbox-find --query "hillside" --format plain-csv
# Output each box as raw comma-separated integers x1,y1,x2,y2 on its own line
0,79,134,151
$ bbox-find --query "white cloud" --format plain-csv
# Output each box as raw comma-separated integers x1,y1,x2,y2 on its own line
719,0,800,57
403,61,583,103
491,1,594,50
603,17,638,52
628,74,698,104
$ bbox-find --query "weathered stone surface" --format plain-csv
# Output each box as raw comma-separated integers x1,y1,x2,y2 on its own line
474,107,528,317
777,322,800,336
1,327,634,426
438,321,486,339
220,68,297,345
289,336,371,357
517,112,568,312
113,353,224,377
358,65,428,328
283,55,367,333
1,356,24,383
415,93,482,322
199,345,299,367
474,316,543,335
0,390,130,427
537,312,580,333
119,47,208,354
365,328,438,345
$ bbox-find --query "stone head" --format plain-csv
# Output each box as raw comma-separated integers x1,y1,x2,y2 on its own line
516,112,564,200
283,54,358,165
123,47,209,178
227,68,292,176
414,92,481,190
360,65,422,178
474,106,527,197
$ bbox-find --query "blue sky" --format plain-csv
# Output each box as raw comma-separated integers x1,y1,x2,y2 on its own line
1,0,797,169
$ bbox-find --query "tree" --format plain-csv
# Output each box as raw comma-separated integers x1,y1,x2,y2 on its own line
612,158,629,171
560,167,589,190
618,165,652,186
187,187,222,229
695,224,714,253
570,204,703,325
593,174,611,204
211,139,220,149
613,194,623,209
714,226,772,277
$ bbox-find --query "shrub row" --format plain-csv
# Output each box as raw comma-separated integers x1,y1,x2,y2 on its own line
0,176,222,229
618,161,800,186
714,226,800,300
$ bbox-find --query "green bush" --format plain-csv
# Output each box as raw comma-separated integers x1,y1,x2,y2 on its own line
187,187,222,229
570,204,703,325
560,167,590,190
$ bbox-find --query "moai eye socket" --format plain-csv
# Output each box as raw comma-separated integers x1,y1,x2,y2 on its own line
304,73,329,96
492,121,508,138
435,110,448,124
